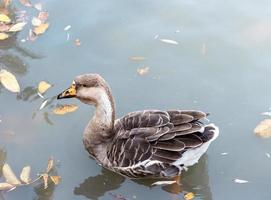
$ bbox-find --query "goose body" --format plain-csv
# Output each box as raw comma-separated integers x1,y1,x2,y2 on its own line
57,74,219,178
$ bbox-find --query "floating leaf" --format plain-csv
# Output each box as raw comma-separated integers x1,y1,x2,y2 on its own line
0,24,11,32
33,23,49,35
2,163,21,185
74,38,81,46
151,180,176,186
184,192,195,200
39,99,49,110
254,119,271,138
0,32,9,40
46,158,54,173
137,66,149,76
130,56,146,61
31,17,41,26
42,174,48,189
9,22,27,32
0,182,15,191
160,38,178,45
50,176,61,185
38,81,52,94
20,166,31,184
0,14,11,23
38,11,49,23
53,104,78,115
64,25,71,31
234,178,249,184
19,0,32,7
0,69,20,93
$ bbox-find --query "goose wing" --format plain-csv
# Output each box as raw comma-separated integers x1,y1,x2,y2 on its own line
107,110,213,176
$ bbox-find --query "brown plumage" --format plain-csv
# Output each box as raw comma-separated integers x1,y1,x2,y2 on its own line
57,74,219,178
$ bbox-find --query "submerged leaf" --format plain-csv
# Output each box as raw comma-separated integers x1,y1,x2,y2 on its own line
50,176,61,185
33,23,49,35
0,69,20,93
53,104,78,115
0,14,11,23
3,0,12,7
9,22,27,32
20,166,31,184
0,182,15,191
0,32,9,40
2,163,21,185
254,119,271,138
38,81,52,94
184,192,195,200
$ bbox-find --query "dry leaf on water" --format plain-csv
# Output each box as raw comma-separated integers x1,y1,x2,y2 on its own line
130,56,146,61
42,174,48,189
38,81,52,94
38,12,49,23
9,22,27,32
50,176,61,185
32,17,42,27
75,38,81,46
0,182,15,191
160,38,178,45
0,24,11,32
0,14,11,23
53,104,78,115
0,32,9,40
0,69,20,93
46,158,54,173
254,119,271,138
20,166,31,184
19,0,32,7
184,192,195,200
2,163,21,185
137,66,149,76
33,23,49,35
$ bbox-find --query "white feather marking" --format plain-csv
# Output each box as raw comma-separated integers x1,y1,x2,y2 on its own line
97,89,113,125
173,123,219,167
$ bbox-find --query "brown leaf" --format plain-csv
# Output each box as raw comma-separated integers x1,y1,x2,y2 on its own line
20,166,31,184
19,0,32,7
42,174,48,189
0,182,15,191
38,11,49,23
137,66,149,76
254,119,271,138
53,104,78,115
46,158,54,173
0,24,11,32
50,176,61,185
0,69,20,93
2,163,21,185
33,23,49,35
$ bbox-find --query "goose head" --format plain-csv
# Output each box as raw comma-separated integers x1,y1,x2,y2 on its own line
57,74,112,106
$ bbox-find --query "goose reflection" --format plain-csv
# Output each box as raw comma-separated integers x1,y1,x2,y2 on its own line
74,155,212,200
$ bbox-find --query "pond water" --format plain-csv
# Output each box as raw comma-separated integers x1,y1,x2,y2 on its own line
1,0,271,199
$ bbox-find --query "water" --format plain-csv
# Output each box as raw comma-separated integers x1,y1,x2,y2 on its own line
1,0,271,199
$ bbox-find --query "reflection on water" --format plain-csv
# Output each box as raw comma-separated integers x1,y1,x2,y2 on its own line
74,155,212,200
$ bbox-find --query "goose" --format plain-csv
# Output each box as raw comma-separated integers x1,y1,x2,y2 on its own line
57,74,219,178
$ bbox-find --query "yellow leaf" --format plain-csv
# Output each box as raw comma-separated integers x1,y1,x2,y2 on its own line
46,158,54,173
20,166,31,184
254,119,271,138
33,23,49,35
38,81,52,94
2,163,21,185
53,104,78,115
0,182,15,191
0,14,11,23
184,192,195,200
9,22,27,32
50,176,61,185
42,173,48,189
0,32,9,40
0,69,20,93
